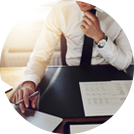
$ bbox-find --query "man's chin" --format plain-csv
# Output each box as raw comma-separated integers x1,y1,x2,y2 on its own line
80,8,88,12
80,7,94,12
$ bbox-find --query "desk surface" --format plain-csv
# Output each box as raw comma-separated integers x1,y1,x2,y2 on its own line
0,66,132,133
39,65,131,118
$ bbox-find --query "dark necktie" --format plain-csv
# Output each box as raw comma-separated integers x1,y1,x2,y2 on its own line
80,9,96,66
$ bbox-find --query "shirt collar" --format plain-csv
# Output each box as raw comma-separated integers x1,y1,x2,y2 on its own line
95,0,107,12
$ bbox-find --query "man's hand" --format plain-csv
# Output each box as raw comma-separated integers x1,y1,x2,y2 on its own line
80,11,104,43
12,81,38,113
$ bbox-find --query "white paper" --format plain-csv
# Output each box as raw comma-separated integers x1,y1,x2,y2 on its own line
70,122,128,134
0,80,13,93
113,80,134,103
79,81,132,116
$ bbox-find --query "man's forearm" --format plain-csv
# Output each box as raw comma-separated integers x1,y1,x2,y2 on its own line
97,35,132,70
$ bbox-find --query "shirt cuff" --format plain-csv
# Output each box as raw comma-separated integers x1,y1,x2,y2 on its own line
22,74,41,88
96,37,115,60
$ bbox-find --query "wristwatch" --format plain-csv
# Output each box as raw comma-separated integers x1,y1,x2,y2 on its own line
95,34,108,48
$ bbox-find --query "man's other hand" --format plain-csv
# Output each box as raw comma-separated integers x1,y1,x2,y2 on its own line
12,81,38,113
81,11,104,43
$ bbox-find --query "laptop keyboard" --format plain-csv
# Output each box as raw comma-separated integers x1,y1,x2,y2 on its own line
18,122,45,134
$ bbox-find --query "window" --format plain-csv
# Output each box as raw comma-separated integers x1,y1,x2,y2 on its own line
1,0,59,21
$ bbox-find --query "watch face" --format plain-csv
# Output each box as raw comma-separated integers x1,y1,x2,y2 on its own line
98,39,106,48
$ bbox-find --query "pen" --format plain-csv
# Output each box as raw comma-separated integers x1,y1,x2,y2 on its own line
15,91,39,105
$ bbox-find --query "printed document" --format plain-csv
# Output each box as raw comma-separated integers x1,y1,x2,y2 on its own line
79,81,132,116
112,80,134,103
70,122,128,134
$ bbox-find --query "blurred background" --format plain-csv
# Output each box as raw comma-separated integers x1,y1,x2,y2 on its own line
0,0,134,67
0,0,65,67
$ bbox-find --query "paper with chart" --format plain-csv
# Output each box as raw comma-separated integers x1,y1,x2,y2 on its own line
112,80,134,103
79,81,132,116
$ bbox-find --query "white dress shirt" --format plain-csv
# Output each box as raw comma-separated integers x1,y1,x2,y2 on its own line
23,1,132,87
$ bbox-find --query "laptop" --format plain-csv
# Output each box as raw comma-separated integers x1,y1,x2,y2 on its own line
0,100,63,134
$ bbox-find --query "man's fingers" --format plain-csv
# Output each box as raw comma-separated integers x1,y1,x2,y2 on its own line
18,90,25,113
12,94,16,103
80,25,86,32
84,11,96,22
12,98,14,103
81,20,88,29
18,90,23,100
31,95,38,109
23,90,30,108
11,82,36,114
19,103,25,113
83,16,92,26
16,92,19,103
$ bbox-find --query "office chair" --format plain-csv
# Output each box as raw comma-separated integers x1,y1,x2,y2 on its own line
60,34,67,65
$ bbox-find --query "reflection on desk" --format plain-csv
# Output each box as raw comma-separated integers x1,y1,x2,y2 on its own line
39,65,132,118
1,65,133,133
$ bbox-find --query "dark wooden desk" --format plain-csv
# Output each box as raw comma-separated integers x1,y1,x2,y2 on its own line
0,66,132,133
38,65,132,133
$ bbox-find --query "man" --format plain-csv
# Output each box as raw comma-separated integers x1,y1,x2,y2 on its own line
12,1,132,113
